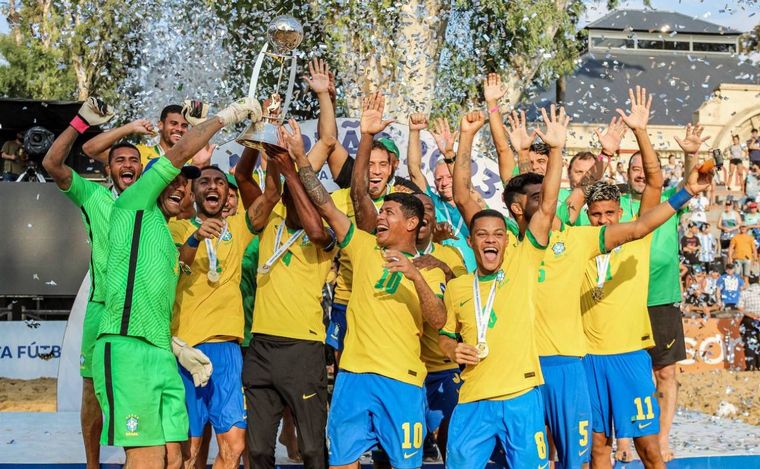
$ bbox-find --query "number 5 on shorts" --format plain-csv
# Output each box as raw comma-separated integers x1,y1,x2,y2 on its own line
534,431,547,459
401,422,423,449
579,420,589,447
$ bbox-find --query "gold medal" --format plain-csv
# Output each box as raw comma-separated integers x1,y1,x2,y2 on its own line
258,264,271,275
207,269,220,283
592,286,604,301
476,341,489,359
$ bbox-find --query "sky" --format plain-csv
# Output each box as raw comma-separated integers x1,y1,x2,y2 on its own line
0,0,755,34
581,0,758,31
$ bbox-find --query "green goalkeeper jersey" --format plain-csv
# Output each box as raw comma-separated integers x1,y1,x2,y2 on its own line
99,156,181,351
62,171,116,304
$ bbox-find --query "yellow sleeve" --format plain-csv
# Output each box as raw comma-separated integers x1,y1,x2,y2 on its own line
441,245,467,278
424,265,448,299
441,282,459,337
571,226,604,260
169,220,192,247
337,222,373,261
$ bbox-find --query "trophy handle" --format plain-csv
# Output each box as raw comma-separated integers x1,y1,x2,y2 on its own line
281,50,298,117
248,42,269,98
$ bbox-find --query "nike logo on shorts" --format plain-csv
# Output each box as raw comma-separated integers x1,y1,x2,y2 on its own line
578,447,589,456
403,451,419,459
666,339,676,349
638,422,653,430
538,463,549,469
302,393,317,400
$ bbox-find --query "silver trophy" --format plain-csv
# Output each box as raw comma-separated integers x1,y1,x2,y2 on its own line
236,15,304,149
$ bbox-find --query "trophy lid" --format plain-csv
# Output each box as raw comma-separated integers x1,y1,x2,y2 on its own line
267,16,304,54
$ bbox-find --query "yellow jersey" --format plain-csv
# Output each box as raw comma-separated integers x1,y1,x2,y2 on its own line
581,234,655,355
136,143,165,167
339,224,446,387
170,213,254,346
252,212,336,342
534,225,605,357
420,242,467,372
441,234,546,403
331,188,389,305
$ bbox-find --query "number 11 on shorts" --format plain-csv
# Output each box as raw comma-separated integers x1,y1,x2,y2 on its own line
634,396,655,420
401,422,423,449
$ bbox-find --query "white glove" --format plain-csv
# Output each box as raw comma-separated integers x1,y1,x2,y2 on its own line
182,99,209,126
216,97,262,126
77,97,114,127
172,337,213,387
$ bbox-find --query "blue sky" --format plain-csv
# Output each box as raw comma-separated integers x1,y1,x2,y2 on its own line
0,0,756,34
582,0,758,31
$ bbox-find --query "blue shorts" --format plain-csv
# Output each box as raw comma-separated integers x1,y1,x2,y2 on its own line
446,388,548,469
583,350,660,438
425,368,462,432
538,356,592,469
326,302,347,350
178,341,247,437
327,371,426,469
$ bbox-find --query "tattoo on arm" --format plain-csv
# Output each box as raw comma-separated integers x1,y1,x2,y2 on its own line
298,166,330,206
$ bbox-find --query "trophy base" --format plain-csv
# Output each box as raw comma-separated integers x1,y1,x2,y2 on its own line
236,121,283,149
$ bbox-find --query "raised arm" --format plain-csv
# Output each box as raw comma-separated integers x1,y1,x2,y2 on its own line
294,148,351,243
675,123,711,189
166,98,261,170
505,110,536,175
407,113,429,191
82,118,156,163
351,92,395,232
234,147,263,210
305,59,337,143
452,111,487,227
247,151,281,233
484,73,515,184
604,165,713,251
616,86,662,214
43,98,115,189
277,120,335,248
384,250,446,329
528,105,569,246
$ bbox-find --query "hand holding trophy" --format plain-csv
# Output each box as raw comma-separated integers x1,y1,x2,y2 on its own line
236,15,304,149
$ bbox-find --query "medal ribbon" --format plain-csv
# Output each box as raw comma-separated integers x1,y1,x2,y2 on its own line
420,242,433,255
442,205,463,238
595,253,612,290
196,217,228,275
110,186,119,199
260,222,304,273
473,270,502,345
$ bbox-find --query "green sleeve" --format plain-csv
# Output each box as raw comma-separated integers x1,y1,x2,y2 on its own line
116,156,180,210
556,202,572,225
61,170,98,207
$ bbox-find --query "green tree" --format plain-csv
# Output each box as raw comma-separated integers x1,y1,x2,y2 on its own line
0,0,143,101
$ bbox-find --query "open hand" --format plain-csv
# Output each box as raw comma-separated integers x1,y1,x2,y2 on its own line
484,73,507,105
535,104,569,149
675,123,711,155
595,116,627,157
360,92,395,135
431,117,458,156
506,110,536,152
304,58,330,95
616,86,652,131
277,119,306,161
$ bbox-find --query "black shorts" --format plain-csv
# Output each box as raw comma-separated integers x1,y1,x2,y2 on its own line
730,158,743,165
647,304,687,368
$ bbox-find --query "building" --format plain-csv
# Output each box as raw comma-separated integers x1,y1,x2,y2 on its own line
529,9,759,162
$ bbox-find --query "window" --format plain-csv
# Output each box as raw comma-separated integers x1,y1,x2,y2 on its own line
692,42,735,53
591,37,634,49
664,41,689,51
638,39,664,50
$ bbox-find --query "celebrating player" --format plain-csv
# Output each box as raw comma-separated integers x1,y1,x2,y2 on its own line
42,97,143,469
240,122,338,469
168,163,253,468
90,98,261,469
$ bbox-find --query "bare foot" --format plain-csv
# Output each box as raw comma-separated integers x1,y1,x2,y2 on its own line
278,431,302,462
660,443,674,463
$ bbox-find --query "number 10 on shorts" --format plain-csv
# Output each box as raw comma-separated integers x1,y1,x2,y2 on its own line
401,422,423,449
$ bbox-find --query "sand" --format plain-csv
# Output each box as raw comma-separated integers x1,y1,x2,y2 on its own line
2,372,759,428
678,369,760,426
0,378,57,412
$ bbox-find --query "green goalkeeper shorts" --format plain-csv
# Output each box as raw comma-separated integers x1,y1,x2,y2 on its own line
80,301,105,378
92,334,188,447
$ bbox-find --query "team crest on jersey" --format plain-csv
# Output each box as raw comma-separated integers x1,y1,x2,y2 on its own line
79,354,85,366
221,230,232,241
301,234,311,246
551,242,566,256
125,415,139,435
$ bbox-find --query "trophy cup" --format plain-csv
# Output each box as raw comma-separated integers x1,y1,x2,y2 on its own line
236,15,304,149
